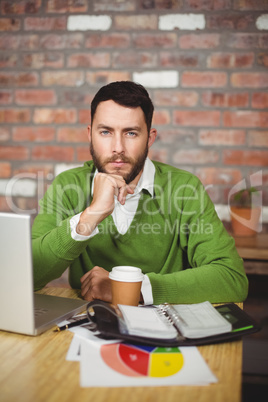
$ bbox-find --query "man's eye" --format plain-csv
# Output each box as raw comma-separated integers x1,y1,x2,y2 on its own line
101,130,110,135
126,131,137,137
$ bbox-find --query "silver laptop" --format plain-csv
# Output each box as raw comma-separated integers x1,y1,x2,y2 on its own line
0,212,87,335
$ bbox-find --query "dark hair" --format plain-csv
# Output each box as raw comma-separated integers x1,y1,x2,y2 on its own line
90,81,154,132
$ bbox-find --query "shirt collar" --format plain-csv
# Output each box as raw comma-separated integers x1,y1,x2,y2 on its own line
91,157,155,198
135,157,155,197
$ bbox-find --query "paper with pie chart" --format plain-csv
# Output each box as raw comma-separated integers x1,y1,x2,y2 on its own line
79,337,218,387
101,343,184,378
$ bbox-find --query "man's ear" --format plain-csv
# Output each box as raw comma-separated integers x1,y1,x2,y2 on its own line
87,125,92,142
148,128,157,148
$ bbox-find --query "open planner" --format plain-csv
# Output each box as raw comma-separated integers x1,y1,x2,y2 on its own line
118,302,232,339
86,300,260,347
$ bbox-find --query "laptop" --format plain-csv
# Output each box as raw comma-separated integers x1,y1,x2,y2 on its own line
0,212,87,335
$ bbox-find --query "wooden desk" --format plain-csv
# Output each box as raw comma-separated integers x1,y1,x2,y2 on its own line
0,288,243,402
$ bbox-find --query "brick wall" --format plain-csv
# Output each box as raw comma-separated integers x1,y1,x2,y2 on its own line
0,0,268,218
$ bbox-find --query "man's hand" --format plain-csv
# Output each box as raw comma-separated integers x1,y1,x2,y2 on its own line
80,266,112,302
77,173,134,236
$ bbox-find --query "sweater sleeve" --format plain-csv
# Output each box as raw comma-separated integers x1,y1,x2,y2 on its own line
31,173,90,290
147,178,248,305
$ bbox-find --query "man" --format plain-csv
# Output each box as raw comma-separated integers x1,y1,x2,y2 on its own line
32,81,248,305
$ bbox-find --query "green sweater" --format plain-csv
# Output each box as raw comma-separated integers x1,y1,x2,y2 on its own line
32,160,248,304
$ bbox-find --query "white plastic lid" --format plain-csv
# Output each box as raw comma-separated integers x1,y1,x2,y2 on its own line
109,266,144,282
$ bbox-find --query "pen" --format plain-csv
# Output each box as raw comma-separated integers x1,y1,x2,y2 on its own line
55,317,88,332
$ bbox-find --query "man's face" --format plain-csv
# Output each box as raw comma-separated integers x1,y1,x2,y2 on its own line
88,100,157,185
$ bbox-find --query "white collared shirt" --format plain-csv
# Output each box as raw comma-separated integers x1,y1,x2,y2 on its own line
70,158,155,305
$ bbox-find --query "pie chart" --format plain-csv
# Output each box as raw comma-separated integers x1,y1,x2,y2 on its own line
100,343,184,377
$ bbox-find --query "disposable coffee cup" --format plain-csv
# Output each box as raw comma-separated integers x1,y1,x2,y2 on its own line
109,266,144,306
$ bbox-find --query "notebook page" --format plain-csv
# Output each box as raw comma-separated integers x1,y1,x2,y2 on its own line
118,305,178,339
167,301,232,338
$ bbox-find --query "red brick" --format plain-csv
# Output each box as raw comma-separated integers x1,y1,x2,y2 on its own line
157,128,196,145
33,108,77,124
0,109,31,123
114,15,158,30
13,164,54,177
160,52,199,67
77,146,92,162
1,0,41,14
15,90,57,105
9,197,39,214
231,72,268,88
95,0,135,11
0,162,11,178
67,53,110,68
206,186,222,204
174,110,221,126
202,92,249,108
0,34,39,50
233,0,268,10
40,33,83,49
152,110,170,125
12,127,55,142
226,33,268,49
206,14,254,30
188,0,231,10
133,33,177,48
78,110,90,125
179,34,220,49
257,53,268,68
182,72,227,88
0,18,20,31
199,129,246,145
252,93,268,109
140,0,183,9
0,90,12,105
0,72,38,87
85,33,130,49
154,90,198,107
46,0,88,13
42,71,84,86
0,196,12,212
62,90,94,106
22,52,64,69
223,111,268,128
113,51,157,68
195,167,242,186
248,131,268,147
24,17,66,31
207,52,254,68
57,127,88,143
148,148,169,164
173,149,219,165
223,150,268,166
32,146,74,162
258,169,268,186
0,127,10,142
0,146,29,160
0,54,18,68
86,71,130,86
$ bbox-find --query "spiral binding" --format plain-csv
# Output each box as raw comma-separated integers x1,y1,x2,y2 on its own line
155,304,174,328
157,303,187,328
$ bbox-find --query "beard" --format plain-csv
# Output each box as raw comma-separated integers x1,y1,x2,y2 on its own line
89,142,149,185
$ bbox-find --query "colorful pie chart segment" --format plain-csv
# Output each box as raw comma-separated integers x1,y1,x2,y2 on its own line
100,343,184,378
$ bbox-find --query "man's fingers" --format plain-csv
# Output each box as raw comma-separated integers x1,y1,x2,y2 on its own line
80,270,91,284
80,266,112,303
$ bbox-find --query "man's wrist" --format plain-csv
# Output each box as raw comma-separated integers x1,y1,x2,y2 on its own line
70,213,99,241
76,207,101,236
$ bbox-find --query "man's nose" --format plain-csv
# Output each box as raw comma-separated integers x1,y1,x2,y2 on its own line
112,134,124,154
